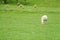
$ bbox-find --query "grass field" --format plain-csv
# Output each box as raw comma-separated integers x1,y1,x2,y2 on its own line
0,4,60,40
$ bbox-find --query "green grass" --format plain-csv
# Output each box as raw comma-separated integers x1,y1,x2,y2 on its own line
0,5,60,40
0,0,60,7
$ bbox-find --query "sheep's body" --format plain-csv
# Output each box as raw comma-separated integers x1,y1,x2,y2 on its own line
41,15,48,24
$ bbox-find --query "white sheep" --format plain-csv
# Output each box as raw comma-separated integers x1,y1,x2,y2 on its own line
41,15,48,24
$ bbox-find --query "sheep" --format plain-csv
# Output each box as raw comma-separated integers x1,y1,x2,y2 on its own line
18,4,24,9
33,4,37,8
16,2,20,6
41,15,48,24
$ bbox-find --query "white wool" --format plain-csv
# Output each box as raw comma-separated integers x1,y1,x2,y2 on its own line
41,15,48,24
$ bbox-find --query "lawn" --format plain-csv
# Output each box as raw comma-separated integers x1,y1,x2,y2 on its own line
0,4,60,40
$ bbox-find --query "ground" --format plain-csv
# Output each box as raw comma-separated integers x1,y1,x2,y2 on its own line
0,5,60,40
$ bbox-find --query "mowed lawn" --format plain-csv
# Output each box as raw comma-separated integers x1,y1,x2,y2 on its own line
0,5,60,40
